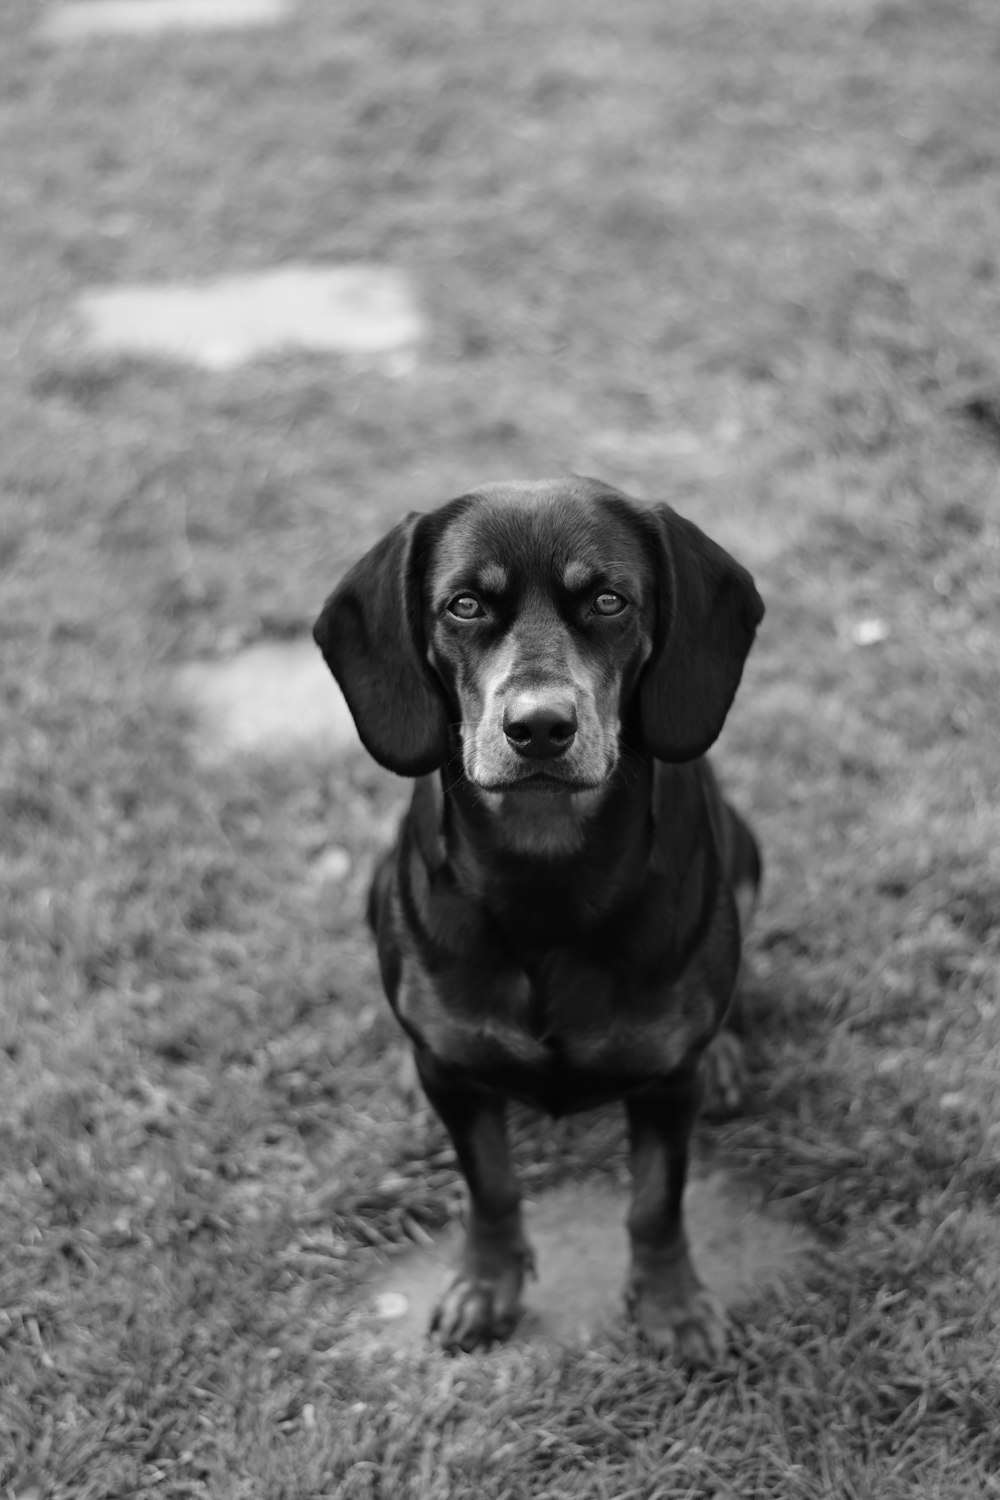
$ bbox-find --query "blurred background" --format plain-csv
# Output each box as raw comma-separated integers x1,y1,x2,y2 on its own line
2,0,998,1494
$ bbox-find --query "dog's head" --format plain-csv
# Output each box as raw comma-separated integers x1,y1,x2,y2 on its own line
314,477,763,785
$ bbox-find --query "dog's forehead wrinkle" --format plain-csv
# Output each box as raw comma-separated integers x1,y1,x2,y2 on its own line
431,493,645,596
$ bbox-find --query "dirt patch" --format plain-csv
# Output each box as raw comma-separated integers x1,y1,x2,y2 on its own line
76,264,423,370
357,1172,814,1352
41,0,291,40
175,639,358,762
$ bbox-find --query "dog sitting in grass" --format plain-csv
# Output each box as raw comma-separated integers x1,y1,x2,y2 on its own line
314,477,763,1362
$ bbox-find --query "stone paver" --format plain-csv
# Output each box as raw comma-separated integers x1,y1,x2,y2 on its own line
359,1172,814,1351
175,639,358,762
42,0,291,41
77,264,423,370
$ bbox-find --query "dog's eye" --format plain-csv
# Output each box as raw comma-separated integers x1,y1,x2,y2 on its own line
594,591,626,616
447,594,485,620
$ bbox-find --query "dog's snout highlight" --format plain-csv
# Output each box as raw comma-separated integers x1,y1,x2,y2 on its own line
502,694,579,760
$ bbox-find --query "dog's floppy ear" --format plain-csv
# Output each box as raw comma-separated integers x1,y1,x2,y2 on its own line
313,512,449,776
638,504,764,763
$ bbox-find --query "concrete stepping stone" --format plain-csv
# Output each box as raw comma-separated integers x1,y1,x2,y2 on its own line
175,638,358,762
77,264,423,371
359,1172,814,1352
41,0,291,41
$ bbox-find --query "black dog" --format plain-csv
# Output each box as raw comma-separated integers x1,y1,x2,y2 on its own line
314,477,763,1363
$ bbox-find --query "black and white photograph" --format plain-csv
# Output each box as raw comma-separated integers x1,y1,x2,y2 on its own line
2,0,998,1494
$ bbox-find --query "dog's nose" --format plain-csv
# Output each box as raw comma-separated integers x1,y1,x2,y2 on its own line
503,697,578,759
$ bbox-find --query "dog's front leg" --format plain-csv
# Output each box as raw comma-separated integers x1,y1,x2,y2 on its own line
624,1077,728,1367
416,1052,535,1352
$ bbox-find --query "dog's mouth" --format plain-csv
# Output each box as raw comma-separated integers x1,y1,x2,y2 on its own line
472,772,607,796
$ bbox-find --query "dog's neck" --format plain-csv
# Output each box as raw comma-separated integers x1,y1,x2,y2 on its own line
467,783,614,860
405,756,712,955
431,756,657,917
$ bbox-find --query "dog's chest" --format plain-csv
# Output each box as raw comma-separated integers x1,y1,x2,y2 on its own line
395,934,720,1110
383,806,741,1111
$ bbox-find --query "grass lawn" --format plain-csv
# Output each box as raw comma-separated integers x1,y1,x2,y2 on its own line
2,0,999,1494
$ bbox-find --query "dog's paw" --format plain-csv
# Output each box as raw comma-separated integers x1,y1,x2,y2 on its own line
626,1277,729,1368
429,1264,526,1352
699,1029,747,1119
